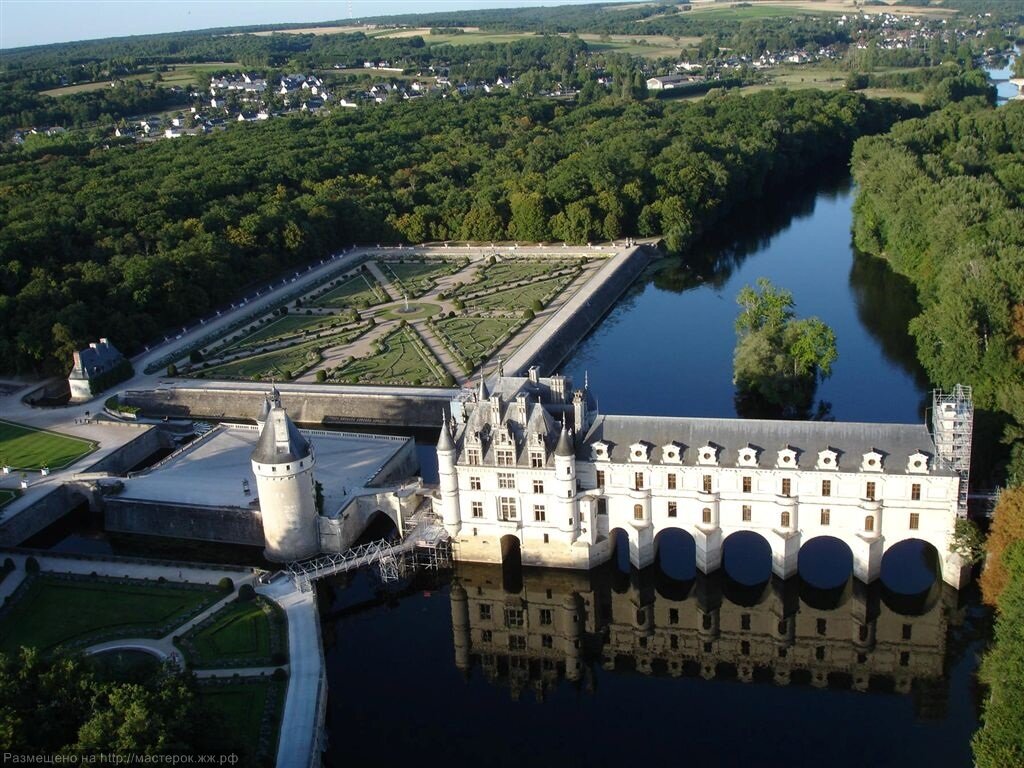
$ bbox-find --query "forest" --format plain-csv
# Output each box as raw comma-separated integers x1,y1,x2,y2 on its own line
851,100,1024,481
0,88,910,375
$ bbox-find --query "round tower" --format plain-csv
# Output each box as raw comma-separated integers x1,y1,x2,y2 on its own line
437,412,462,536
250,392,320,562
554,421,577,536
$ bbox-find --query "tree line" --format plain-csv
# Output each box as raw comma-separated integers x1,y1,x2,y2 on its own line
0,89,912,375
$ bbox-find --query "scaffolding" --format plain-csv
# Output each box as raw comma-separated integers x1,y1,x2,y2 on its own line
931,385,973,517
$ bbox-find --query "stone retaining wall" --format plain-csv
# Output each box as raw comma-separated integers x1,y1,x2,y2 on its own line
105,499,265,547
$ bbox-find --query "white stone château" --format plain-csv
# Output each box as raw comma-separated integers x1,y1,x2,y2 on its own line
437,369,970,588
251,390,320,562
68,337,126,402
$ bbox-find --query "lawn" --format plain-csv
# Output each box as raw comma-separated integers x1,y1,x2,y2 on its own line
219,313,354,354
198,679,285,764
0,489,17,508
468,275,574,312
177,597,286,669
339,327,446,386
434,316,521,365
0,419,96,470
200,340,323,381
381,259,462,297
309,273,386,309
452,259,576,298
0,574,220,653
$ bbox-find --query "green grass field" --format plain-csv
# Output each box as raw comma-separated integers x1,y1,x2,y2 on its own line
197,680,284,763
309,273,387,309
381,259,461,297
0,575,220,653
339,328,445,385
468,275,573,312
452,259,574,298
178,597,286,669
219,313,353,354
201,340,323,381
0,420,96,470
434,316,521,364
0,489,17,508
41,62,241,97
687,4,822,19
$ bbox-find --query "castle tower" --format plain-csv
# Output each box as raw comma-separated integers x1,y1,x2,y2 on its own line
250,392,320,562
554,421,577,537
438,412,462,536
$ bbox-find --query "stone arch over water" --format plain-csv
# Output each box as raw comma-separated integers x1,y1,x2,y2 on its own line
653,527,697,584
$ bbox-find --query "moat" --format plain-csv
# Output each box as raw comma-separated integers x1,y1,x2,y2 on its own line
322,175,986,768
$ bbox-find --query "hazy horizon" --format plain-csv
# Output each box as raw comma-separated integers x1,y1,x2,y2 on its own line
0,0,616,51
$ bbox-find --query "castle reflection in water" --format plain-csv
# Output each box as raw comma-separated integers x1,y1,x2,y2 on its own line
448,561,962,716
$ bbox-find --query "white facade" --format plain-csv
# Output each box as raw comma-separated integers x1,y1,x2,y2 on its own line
439,372,969,588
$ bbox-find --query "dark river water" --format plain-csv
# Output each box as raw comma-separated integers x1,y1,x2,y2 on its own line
322,175,988,768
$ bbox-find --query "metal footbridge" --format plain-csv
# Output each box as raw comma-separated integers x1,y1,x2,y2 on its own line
287,508,450,592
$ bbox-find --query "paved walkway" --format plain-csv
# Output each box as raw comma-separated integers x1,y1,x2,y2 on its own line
365,261,401,301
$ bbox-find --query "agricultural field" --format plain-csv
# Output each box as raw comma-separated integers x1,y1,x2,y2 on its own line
309,272,387,309
0,419,96,471
338,327,447,386
433,316,522,367
0,574,220,654
40,62,241,96
380,259,463,297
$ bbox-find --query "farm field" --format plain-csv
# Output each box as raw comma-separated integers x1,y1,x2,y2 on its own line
41,62,241,96
0,419,96,470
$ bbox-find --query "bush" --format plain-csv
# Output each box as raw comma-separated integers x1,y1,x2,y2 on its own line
218,577,234,593
25,556,39,574
238,583,256,601
523,309,535,321
271,651,287,666
157,576,166,583
272,668,288,681
189,349,203,364
315,370,327,383
530,299,543,312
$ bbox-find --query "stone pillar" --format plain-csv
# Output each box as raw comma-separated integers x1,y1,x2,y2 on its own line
561,593,582,682
634,524,655,570
850,533,883,584
770,530,800,581
694,525,722,575
941,549,970,589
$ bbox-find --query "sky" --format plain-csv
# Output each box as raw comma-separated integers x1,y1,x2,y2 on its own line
0,0,614,50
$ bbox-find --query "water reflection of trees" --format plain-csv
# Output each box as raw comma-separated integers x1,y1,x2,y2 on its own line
653,172,851,294
450,561,964,717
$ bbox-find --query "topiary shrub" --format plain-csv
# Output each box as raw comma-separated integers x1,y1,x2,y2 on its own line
218,577,234,593
272,668,288,681
238,583,256,601
25,556,39,574
315,370,327,383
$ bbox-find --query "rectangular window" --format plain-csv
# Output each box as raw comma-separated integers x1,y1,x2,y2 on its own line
634,472,644,490
742,504,752,522
742,476,752,493
543,534,549,544
533,504,546,522
541,634,553,649
467,449,480,466
703,474,712,493
866,481,876,501
822,479,831,497
909,512,920,530
469,476,481,490
505,608,524,627
670,635,678,650
530,452,544,468
782,478,792,497
817,618,827,636
667,473,677,490
498,472,515,489
667,502,677,518
539,608,552,625
902,623,912,640
596,470,605,488
702,507,712,524
499,497,518,520
533,480,544,494
633,505,644,521
479,604,491,620
911,483,921,501
741,613,751,630
669,608,679,625
496,449,514,466
509,635,526,651
820,508,830,526
471,501,483,518
480,629,492,643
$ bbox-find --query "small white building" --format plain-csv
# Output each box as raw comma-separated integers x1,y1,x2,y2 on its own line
68,338,127,402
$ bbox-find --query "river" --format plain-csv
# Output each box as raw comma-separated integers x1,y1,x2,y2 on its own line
322,176,988,768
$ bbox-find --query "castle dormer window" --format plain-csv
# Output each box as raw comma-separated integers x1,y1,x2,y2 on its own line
591,441,610,461
862,450,884,472
907,452,930,474
817,449,839,470
697,444,718,466
737,445,759,467
629,442,652,463
777,446,799,469
661,443,683,464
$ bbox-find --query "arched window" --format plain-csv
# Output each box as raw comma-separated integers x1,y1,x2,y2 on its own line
780,510,790,527
864,515,875,532
702,507,712,524
633,504,644,521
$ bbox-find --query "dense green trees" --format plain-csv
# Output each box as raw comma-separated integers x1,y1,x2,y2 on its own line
851,100,1024,480
0,88,909,375
733,278,837,417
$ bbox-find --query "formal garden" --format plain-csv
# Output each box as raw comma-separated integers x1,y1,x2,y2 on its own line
0,419,97,471
176,593,287,668
179,250,603,386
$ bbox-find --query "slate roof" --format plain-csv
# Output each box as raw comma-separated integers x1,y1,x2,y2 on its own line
583,415,948,475
69,339,123,380
252,403,311,464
